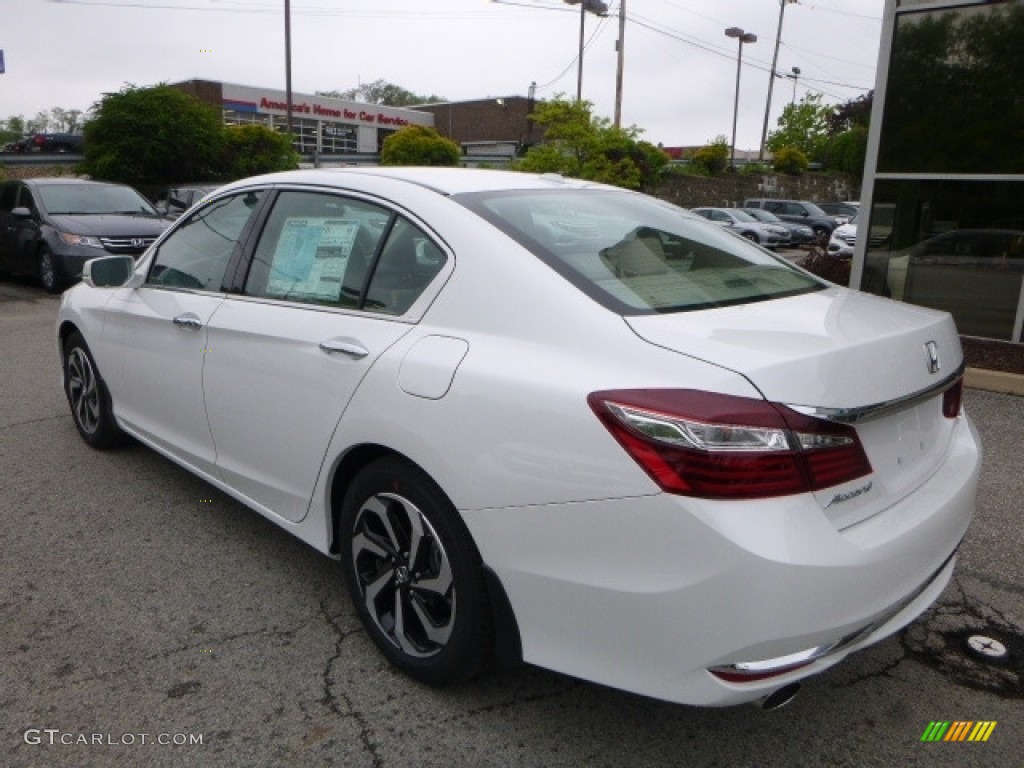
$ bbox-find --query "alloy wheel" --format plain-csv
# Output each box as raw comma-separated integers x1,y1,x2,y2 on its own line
66,347,100,435
351,492,455,658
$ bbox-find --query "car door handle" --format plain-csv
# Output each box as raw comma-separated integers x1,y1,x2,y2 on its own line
319,339,369,359
172,313,203,330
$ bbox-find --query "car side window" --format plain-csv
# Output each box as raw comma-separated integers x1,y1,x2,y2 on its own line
244,191,445,315
147,191,264,291
765,201,783,214
364,217,447,315
0,183,17,213
18,187,36,213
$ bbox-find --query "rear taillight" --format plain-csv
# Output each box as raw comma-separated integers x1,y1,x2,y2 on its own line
942,376,963,418
588,389,872,500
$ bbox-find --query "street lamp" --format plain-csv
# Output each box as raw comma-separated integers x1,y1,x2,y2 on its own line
786,66,801,104
758,0,799,160
563,0,609,102
725,26,757,171
284,0,293,136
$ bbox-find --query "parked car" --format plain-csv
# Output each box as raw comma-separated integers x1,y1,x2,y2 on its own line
690,207,790,248
818,201,860,221
743,198,844,239
1,138,34,153
154,184,220,220
828,213,858,258
57,167,979,709
8,133,86,153
0,178,170,292
740,207,816,246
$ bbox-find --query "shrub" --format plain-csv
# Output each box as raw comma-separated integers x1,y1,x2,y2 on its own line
380,125,460,166
689,137,729,176
772,146,809,176
78,84,225,183
221,125,300,179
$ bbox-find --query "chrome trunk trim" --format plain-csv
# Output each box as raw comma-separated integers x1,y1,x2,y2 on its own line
784,363,965,424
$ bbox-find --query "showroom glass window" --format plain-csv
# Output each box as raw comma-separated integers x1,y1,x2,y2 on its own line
146,191,265,292
878,2,1024,175
243,190,446,316
859,0,1024,342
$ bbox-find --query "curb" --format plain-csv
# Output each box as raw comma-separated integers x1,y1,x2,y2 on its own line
965,368,1024,397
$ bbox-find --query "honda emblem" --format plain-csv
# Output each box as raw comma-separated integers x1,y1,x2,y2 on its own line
924,341,941,375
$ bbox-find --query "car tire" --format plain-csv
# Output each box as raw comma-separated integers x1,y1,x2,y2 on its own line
38,247,62,294
742,232,759,243
63,331,124,449
340,456,493,685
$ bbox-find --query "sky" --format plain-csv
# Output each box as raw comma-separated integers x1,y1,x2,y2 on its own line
2,0,886,150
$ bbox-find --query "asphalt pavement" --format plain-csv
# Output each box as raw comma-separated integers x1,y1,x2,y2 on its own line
1,279,1021,768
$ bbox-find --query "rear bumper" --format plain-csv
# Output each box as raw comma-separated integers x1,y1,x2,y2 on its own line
463,413,980,706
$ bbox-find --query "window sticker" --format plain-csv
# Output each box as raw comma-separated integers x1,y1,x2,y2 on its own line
267,218,361,301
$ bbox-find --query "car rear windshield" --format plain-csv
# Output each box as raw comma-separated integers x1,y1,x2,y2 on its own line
455,188,824,314
38,184,159,216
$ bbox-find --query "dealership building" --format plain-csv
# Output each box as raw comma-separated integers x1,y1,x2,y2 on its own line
852,0,1023,344
171,80,434,156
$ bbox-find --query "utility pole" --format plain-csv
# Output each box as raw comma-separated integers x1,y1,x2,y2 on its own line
758,0,798,161
614,0,626,128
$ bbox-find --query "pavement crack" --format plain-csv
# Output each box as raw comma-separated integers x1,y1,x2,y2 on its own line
896,574,1023,700
318,599,381,768
0,414,68,431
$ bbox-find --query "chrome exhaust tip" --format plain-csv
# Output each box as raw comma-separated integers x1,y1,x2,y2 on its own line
759,682,801,711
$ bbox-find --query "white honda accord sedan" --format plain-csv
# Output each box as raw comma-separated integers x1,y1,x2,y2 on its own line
57,168,980,708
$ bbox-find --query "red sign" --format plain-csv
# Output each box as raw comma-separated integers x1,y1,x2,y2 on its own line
258,97,411,127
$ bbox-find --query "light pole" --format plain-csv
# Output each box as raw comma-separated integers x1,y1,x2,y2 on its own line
563,0,609,102
284,0,293,137
725,26,757,171
786,66,801,104
758,0,799,161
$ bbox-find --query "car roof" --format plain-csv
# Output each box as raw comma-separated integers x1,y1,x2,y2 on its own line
216,167,610,197
22,177,128,188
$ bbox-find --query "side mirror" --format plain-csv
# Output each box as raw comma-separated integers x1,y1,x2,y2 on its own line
83,255,136,288
11,206,34,219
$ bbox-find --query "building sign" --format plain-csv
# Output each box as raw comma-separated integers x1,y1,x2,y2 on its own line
221,83,432,129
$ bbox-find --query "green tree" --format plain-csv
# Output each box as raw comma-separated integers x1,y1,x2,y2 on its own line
221,125,300,179
772,146,809,176
379,125,460,166
766,93,834,162
79,84,226,183
825,125,868,180
318,79,446,107
689,135,730,175
515,97,667,190
828,92,872,135
0,115,27,145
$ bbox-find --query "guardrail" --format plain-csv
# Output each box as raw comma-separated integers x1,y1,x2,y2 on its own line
0,153,81,167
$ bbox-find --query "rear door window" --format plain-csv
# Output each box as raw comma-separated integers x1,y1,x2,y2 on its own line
243,190,446,316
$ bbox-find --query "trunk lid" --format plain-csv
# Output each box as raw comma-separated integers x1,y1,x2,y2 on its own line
625,287,964,528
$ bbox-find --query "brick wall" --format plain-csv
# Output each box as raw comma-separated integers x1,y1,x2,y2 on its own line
415,97,543,149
